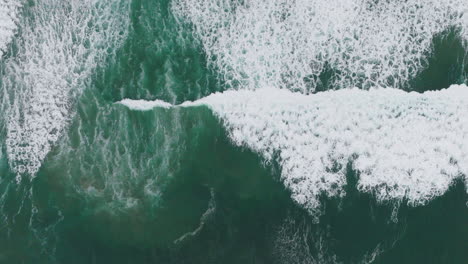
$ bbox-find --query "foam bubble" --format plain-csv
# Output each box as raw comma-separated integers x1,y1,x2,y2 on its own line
1,0,130,179
0,0,20,57
173,0,468,92
120,84,468,214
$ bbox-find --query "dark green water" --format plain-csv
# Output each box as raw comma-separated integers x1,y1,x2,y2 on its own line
0,1,467,263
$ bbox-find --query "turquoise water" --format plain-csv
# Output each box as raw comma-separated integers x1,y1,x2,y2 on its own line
0,0,467,263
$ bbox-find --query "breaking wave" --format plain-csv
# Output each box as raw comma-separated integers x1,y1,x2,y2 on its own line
119,84,468,215
164,0,468,215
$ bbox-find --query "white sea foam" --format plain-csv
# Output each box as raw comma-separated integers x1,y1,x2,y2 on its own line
1,0,130,179
0,0,20,57
117,99,173,111
173,0,468,92
120,84,468,214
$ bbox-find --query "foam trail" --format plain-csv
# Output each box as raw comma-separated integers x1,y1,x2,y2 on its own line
0,0,20,57
118,84,468,214
173,0,468,92
1,0,130,180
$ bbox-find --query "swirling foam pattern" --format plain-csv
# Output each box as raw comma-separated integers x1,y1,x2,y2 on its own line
120,84,468,214
1,0,130,180
173,0,468,92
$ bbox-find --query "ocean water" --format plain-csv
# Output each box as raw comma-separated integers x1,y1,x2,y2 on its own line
0,0,467,263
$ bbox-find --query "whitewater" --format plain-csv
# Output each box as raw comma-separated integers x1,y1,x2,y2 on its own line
0,0,19,57
173,0,468,91
1,0,131,180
